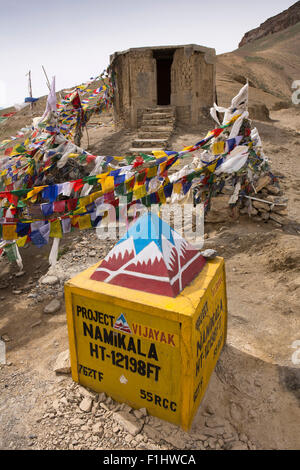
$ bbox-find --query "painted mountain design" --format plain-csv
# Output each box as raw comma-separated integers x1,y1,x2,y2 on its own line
113,314,132,334
90,212,206,297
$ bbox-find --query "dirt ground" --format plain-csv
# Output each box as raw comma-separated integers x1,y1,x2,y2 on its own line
0,108,299,451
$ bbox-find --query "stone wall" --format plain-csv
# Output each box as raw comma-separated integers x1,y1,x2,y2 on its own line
111,44,216,129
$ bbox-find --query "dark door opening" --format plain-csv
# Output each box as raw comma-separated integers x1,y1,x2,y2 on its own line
153,49,175,106
156,58,172,105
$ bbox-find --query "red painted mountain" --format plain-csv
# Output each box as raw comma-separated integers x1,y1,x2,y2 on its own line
90,213,206,297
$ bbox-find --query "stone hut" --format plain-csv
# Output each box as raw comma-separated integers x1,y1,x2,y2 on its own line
110,44,216,129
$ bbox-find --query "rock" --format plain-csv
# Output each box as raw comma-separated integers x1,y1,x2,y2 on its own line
79,397,93,413
41,275,59,286
203,427,223,438
240,206,258,216
230,403,242,422
272,206,288,215
92,423,103,437
266,185,281,196
1,334,10,342
54,350,71,375
15,271,25,278
44,299,61,314
239,433,248,443
133,409,144,419
113,411,143,437
288,277,300,292
205,416,225,429
208,437,217,448
13,290,22,295
120,403,132,413
270,213,287,226
253,201,271,212
230,441,249,451
163,431,190,449
100,403,109,412
205,196,231,224
77,385,96,399
98,392,107,402
106,397,113,406
255,175,272,193
261,212,270,222
200,250,218,260
138,407,148,417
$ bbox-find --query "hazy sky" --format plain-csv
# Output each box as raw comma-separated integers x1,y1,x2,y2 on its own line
0,0,296,107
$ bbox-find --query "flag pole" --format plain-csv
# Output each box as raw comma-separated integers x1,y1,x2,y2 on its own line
42,65,51,91
26,70,34,115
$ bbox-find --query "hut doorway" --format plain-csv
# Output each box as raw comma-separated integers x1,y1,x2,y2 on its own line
153,49,175,106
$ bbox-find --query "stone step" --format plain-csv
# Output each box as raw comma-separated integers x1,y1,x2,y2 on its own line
142,119,174,127
139,125,173,133
143,113,174,121
143,106,175,114
129,148,164,155
132,139,168,149
138,131,171,139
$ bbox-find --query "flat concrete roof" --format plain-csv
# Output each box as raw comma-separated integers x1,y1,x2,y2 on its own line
110,44,216,65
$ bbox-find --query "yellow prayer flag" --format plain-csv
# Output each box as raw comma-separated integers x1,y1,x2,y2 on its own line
50,220,62,238
159,162,167,175
173,182,182,194
228,114,241,125
79,195,93,208
26,187,44,200
152,151,167,158
147,166,158,178
17,236,28,247
78,214,92,230
158,188,166,204
3,224,17,240
133,185,147,200
212,141,225,156
71,216,80,227
101,176,114,193
206,161,219,173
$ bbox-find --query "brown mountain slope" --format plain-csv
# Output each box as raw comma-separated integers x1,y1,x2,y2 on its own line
239,1,300,47
217,22,300,113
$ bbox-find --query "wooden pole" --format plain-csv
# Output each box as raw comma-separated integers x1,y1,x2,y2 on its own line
42,65,51,91
85,126,90,149
26,70,33,114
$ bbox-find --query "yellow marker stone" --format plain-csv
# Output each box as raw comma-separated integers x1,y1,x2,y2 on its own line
65,257,227,430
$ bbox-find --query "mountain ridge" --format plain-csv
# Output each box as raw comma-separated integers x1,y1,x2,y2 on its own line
239,1,300,48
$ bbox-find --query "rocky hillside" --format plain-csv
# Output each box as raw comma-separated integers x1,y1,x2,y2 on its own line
217,20,300,115
239,1,300,48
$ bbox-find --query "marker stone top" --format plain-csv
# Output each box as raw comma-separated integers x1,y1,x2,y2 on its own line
90,213,206,297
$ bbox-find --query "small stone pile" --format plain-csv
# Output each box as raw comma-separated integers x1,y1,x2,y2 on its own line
30,376,256,451
205,174,288,227
240,174,288,226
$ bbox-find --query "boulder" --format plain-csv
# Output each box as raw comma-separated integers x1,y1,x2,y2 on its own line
113,411,143,436
44,299,61,314
41,275,59,286
79,397,93,413
253,201,271,212
53,350,71,375
205,196,231,224
255,175,272,192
